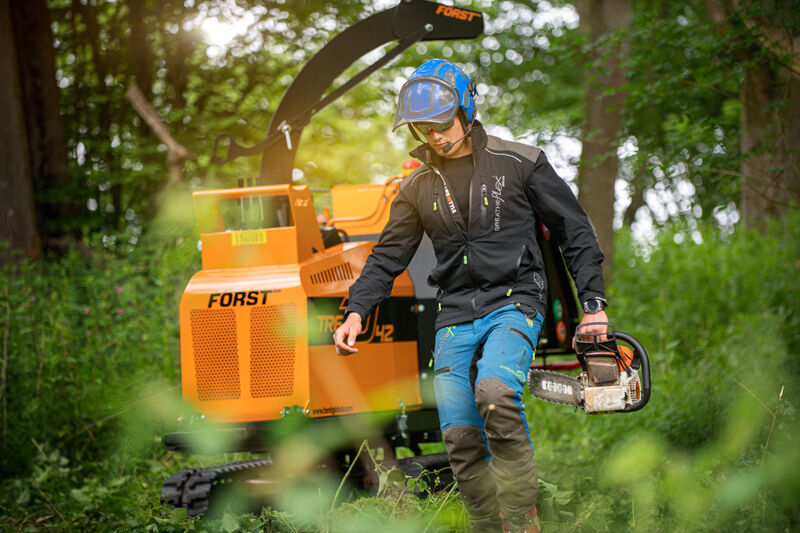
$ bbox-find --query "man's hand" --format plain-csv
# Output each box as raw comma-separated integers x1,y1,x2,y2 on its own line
575,309,609,345
333,312,363,355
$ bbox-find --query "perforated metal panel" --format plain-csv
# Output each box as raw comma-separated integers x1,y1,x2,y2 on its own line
190,308,241,401
250,303,297,398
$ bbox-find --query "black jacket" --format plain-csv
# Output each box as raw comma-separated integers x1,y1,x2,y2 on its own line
345,121,605,330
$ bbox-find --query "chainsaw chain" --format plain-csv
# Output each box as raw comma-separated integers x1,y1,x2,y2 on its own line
527,369,584,408
162,456,273,517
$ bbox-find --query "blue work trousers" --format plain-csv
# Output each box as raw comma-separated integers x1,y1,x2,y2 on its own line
433,304,543,439
432,304,544,528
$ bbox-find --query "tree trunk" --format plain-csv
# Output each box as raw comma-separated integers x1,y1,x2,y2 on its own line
127,0,161,220
9,0,73,253
705,0,800,229
576,0,632,284
623,161,648,227
73,0,121,229
740,63,800,229
0,0,40,264
127,0,153,97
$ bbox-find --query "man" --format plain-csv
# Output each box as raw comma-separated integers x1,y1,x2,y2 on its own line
333,59,608,533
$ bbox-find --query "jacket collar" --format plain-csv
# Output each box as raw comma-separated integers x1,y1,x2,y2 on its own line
409,120,488,169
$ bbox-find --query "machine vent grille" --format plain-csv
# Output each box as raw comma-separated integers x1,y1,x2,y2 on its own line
190,308,241,401
310,263,354,284
250,303,297,398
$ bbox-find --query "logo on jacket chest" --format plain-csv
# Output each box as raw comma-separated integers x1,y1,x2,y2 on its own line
491,175,506,231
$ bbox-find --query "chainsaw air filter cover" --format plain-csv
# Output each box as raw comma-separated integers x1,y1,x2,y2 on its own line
585,355,620,385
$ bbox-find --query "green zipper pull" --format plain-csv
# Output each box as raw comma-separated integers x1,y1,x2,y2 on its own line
438,302,442,312
507,288,512,296
484,197,489,206
463,255,468,264
433,201,438,211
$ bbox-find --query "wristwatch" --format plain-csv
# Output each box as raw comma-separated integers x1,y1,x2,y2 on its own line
582,297,608,314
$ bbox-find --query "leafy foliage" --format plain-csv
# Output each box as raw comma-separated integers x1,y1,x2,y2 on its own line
526,214,800,531
39,0,797,248
0,229,199,478
46,0,417,243
620,0,743,224
2,214,800,531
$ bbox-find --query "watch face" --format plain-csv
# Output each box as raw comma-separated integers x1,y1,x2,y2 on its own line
584,299,600,313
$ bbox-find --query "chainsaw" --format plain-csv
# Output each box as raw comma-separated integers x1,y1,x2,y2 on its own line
528,323,651,413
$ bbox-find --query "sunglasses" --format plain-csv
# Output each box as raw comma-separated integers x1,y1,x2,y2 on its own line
412,120,455,136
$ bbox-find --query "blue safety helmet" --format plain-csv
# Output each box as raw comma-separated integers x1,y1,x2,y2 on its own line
393,59,477,131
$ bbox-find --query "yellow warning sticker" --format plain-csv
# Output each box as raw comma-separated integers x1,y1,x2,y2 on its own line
231,230,267,246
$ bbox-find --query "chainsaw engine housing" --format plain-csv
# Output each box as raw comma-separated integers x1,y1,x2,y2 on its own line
582,353,642,413
529,325,650,413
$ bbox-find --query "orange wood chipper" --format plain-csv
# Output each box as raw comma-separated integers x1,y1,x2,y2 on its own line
160,0,649,517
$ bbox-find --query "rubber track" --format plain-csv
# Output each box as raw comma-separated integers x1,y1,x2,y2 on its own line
161,456,273,517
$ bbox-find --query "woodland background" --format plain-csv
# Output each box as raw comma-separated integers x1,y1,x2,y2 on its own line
0,0,798,531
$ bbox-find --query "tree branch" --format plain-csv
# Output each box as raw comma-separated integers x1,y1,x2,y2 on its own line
730,0,800,76
126,82,194,184
706,0,800,77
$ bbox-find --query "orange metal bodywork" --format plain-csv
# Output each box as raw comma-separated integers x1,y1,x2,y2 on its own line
180,184,421,424
328,177,401,236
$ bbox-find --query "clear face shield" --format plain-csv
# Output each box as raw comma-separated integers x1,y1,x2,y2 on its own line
393,77,460,131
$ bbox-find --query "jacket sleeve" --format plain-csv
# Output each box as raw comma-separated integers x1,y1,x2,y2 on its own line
524,151,606,303
344,185,424,321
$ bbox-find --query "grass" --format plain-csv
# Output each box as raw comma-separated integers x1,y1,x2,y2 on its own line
1,215,799,532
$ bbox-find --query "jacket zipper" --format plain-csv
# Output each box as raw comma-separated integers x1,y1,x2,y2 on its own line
433,193,451,230
466,179,478,316
506,244,528,298
433,168,478,316
433,171,467,242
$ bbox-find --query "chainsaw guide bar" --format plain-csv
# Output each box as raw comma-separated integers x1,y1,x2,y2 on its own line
528,369,583,407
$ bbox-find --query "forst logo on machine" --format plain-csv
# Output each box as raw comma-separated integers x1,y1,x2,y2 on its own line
207,290,280,308
435,4,481,22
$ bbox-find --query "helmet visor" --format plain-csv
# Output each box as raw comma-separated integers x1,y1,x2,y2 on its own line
393,77,460,131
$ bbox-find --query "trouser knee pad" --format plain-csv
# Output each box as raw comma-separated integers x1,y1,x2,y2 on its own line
474,378,532,459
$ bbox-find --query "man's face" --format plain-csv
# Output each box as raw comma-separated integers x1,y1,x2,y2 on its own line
413,118,472,159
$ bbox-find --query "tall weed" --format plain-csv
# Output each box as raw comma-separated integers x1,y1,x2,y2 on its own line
0,230,200,478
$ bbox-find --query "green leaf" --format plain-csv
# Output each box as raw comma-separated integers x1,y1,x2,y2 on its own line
221,511,240,533
16,487,30,506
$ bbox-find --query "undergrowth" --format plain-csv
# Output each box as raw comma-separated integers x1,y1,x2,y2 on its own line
1,215,798,531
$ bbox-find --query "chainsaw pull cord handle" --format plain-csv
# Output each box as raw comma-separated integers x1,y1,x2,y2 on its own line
615,331,651,412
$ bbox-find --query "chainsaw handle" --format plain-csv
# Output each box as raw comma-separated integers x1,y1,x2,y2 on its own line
615,332,651,412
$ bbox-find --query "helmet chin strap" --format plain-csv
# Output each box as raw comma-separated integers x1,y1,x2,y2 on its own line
407,124,424,143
